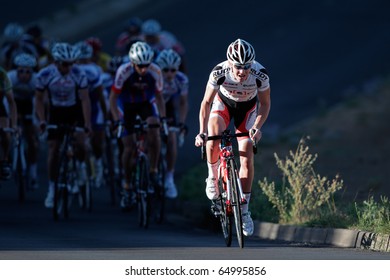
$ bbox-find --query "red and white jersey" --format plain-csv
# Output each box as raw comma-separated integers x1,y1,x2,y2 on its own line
207,60,270,102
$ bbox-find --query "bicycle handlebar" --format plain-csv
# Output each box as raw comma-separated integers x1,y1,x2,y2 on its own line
200,130,257,160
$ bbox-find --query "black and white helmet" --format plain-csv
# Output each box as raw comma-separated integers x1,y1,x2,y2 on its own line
51,42,79,62
128,41,154,65
14,53,37,68
74,41,93,59
155,49,181,70
226,38,255,65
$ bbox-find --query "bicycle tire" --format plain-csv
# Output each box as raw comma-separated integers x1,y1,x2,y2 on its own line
54,149,71,220
218,178,232,247
154,154,166,224
135,154,150,228
229,159,244,248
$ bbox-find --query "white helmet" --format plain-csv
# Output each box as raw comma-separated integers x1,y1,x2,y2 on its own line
74,41,93,59
155,49,181,69
142,19,161,36
14,53,37,68
226,38,255,65
51,42,79,62
128,41,154,65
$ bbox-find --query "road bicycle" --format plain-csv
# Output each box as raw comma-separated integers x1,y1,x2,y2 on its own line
47,124,92,221
118,116,163,228
201,129,257,248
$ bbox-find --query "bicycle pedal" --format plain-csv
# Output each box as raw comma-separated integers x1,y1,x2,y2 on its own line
241,198,248,204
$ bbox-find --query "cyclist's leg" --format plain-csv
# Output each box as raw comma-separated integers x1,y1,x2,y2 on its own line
205,95,229,200
120,134,136,209
90,126,105,188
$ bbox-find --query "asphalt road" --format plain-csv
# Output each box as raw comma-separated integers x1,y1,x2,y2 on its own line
1,0,390,262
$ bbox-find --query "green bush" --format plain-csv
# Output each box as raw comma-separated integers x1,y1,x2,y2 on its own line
258,137,344,225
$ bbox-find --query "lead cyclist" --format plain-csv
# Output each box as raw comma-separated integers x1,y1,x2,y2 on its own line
194,39,271,236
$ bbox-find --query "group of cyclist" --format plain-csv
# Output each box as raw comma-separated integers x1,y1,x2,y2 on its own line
0,18,189,209
1,18,271,238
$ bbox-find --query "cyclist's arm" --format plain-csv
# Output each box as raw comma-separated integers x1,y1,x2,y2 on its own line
109,89,120,122
198,84,218,135
254,87,271,130
4,89,17,129
79,88,91,130
34,89,46,123
155,91,166,118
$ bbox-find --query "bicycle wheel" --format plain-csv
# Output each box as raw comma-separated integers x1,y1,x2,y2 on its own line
228,159,244,248
218,178,232,247
54,154,70,220
154,154,166,223
135,154,150,228
13,143,27,203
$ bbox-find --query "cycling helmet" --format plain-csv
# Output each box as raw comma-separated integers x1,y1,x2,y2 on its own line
226,38,255,65
14,53,37,68
155,49,181,70
125,17,142,35
128,41,154,65
74,41,93,59
85,37,102,53
51,42,79,62
3,22,24,42
141,19,161,36
107,56,125,73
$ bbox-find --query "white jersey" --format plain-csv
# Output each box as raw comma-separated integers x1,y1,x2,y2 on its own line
36,64,88,107
207,60,270,102
162,71,188,103
7,70,37,100
77,62,103,92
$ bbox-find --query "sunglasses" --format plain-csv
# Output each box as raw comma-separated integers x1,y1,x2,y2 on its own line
136,63,150,69
17,68,33,74
234,63,252,70
163,68,177,73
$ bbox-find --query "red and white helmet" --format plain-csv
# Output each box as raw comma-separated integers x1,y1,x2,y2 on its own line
226,38,255,65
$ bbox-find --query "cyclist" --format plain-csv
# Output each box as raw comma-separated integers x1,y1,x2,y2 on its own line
7,53,39,188
23,24,51,69
141,19,187,73
155,49,188,199
115,17,143,56
109,41,166,209
35,42,91,208
0,66,17,179
194,38,271,236
0,22,37,70
74,41,107,189
85,37,112,72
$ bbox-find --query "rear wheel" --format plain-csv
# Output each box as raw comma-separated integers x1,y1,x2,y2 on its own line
229,159,244,248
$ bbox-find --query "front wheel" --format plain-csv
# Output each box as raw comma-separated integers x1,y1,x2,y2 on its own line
135,154,150,228
229,159,244,248
218,178,232,247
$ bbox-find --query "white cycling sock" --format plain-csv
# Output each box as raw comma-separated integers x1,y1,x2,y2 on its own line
241,193,251,214
207,159,219,179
